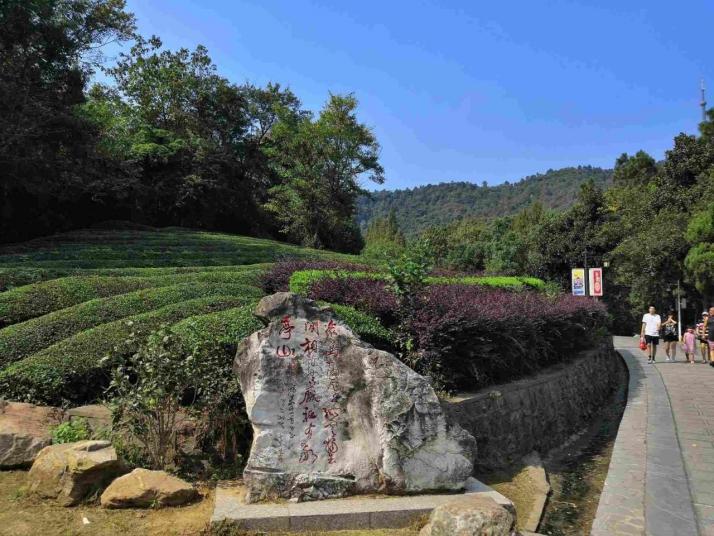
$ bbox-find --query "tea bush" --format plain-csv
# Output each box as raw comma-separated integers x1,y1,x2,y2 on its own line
0,283,262,367
0,296,246,405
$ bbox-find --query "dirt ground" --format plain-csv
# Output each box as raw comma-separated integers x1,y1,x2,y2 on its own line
479,466,541,530
0,470,421,536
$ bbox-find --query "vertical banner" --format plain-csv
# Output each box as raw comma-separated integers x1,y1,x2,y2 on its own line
589,267,603,296
571,268,586,296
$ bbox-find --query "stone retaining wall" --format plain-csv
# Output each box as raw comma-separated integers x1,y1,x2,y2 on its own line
443,341,625,469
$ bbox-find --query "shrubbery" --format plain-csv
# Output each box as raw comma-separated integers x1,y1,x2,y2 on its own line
0,283,262,367
109,327,249,472
287,269,546,298
260,259,373,294
0,271,263,328
0,296,246,405
406,285,609,391
309,277,398,325
0,276,153,327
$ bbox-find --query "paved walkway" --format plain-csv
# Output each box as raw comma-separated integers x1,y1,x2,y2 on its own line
592,336,714,535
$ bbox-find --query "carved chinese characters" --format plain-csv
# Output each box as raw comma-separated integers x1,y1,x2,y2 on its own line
235,293,477,503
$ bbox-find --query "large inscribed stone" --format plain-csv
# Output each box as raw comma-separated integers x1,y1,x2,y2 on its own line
235,293,476,503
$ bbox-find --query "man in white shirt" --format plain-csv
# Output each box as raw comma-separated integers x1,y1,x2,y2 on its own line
641,305,662,364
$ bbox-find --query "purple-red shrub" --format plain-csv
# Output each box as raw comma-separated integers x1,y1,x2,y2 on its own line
406,285,609,391
308,276,398,325
260,259,372,294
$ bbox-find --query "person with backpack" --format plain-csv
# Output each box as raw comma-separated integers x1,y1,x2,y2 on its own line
697,312,710,364
661,310,678,362
641,306,661,364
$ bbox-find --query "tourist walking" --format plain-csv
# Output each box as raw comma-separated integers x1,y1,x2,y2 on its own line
707,306,714,366
697,312,710,364
683,326,697,364
641,306,661,364
661,311,678,361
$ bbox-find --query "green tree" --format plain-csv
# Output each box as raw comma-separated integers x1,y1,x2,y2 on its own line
685,202,714,301
0,0,136,242
265,93,384,252
362,211,405,259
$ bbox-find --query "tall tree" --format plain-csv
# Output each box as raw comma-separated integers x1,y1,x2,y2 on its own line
265,93,384,252
0,0,135,242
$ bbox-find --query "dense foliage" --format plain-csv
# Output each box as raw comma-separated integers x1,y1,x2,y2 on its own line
1,2,383,252
366,115,714,333
357,166,613,235
407,285,609,391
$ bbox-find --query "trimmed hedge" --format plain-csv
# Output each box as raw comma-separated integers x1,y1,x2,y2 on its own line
0,296,245,405
0,270,263,327
170,304,263,349
288,269,545,296
406,285,610,391
0,283,262,367
171,300,394,357
328,303,396,350
0,264,271,291
0,276,153,327
0,228,357,269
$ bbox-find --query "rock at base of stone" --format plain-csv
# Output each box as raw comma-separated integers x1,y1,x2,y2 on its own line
100,468,197,508
28,440,126,506
66,404,112,435
236,292,477,503
0,401,64,468
419,495,515,536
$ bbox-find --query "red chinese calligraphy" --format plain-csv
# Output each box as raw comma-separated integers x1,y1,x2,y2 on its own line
299,389,321,405
276,345,294,358
302,406,317,422
299,442,318,464
304,422,315,439
325,319,337,337
323,429,338,464
322,407,340,423
305,320,320,335
300,337,318,358
279,315,295,339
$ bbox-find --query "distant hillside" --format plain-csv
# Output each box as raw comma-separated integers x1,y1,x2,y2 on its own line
357,166,613,235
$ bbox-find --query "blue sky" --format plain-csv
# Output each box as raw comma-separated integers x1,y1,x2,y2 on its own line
109,0,714,190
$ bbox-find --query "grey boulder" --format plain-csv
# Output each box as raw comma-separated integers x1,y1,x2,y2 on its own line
235,292,477,503
420,495,516,536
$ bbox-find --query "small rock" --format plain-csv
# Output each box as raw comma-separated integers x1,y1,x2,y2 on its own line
100,468,197,508
66,405,111,434
0,401,65,467
28,440,126,506
419,495,515,536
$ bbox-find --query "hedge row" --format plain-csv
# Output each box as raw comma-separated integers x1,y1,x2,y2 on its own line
170,302,395,370
406,285,610,391
0,283,262,367
288,269,546,295
0,276,153,326
0,270,264,326
327,303,396,350
170,304,262,349
0,264,269,292
0,296,246,405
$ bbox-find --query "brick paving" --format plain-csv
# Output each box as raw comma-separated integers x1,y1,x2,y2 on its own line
593,336,714,535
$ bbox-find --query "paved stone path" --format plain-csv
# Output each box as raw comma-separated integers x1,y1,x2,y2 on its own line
593,336,714,535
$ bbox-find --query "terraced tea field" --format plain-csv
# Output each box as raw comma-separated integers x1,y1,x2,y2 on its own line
0,227,359,406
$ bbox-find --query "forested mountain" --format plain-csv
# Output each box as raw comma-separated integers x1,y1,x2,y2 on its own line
357,166,613,234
